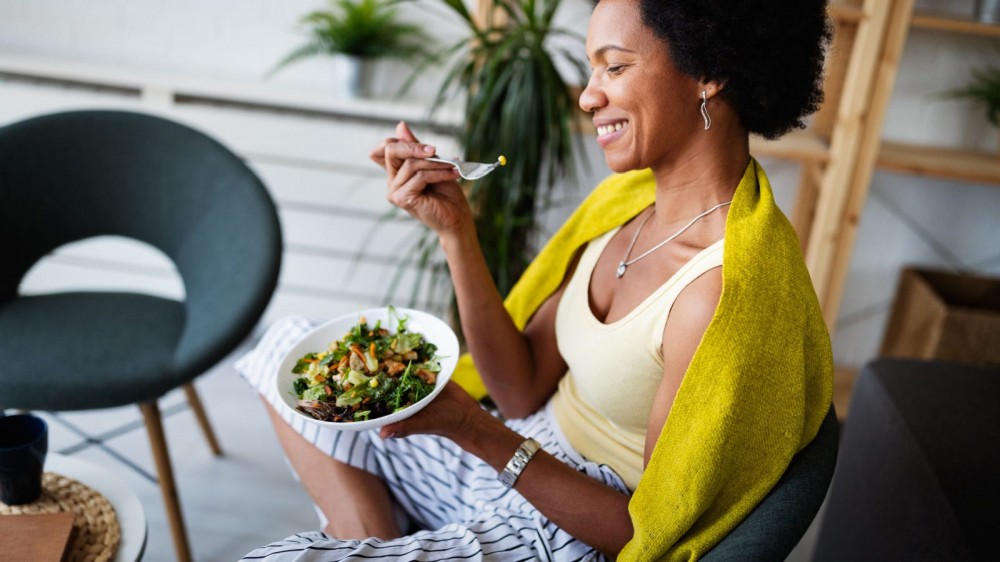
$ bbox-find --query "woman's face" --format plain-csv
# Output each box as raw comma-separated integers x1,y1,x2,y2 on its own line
580,0,702,173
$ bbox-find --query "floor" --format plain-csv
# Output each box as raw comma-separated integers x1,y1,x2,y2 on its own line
24,334,824,562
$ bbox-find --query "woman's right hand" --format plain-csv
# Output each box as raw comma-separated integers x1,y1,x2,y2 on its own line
369,121,473,239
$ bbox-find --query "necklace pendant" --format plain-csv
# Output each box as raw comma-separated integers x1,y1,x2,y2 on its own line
616,261,627,278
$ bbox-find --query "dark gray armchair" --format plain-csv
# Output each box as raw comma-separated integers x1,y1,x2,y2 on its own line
813,358,1000,561
0,110,282,562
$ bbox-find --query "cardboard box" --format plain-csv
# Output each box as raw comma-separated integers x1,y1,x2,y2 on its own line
880,267,1000,365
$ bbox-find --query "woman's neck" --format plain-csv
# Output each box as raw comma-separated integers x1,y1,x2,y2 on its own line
648,116,750,226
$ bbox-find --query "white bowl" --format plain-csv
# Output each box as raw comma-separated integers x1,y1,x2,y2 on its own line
274,307,459,431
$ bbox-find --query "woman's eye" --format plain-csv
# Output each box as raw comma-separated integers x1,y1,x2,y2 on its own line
607,64,627,76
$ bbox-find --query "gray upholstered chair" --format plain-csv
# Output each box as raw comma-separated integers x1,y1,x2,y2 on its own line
0,110,282,562
702,406,839,561
812,358,999,562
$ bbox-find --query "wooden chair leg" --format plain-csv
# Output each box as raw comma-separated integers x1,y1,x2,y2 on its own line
139,400,193,562
182,382,223,456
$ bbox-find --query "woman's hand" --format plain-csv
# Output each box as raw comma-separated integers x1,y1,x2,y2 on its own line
369,121,473,239
379,381,489,441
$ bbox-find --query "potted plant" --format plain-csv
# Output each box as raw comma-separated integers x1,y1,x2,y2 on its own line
270,0,431,98
391,0,587,310
941,63,1000,150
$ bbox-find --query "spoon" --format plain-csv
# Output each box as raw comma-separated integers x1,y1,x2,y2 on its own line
426,155,506,181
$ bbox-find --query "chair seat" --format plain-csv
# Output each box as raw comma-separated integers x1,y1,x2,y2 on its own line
0,292,187,410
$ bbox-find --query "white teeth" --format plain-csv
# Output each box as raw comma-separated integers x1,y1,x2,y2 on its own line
597,122,627,137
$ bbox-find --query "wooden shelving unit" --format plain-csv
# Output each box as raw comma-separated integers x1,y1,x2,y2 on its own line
764,0,999,336
763,0,898,299
809,0,999,336
768,1,1000,414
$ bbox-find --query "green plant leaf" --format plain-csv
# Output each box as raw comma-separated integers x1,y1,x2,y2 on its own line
937,63,1000,126
269,0,435,75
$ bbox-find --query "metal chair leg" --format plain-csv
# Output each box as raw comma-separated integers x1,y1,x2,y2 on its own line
140,400,193,562
182,382,223,456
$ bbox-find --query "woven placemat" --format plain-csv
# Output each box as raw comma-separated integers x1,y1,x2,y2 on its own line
0,471,121,562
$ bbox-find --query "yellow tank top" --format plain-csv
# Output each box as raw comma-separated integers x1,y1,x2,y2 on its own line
550,227,724,490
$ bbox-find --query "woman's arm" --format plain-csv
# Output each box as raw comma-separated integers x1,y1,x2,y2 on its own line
370,122,568,417
383,382,634,558
644,268,723,465
436,220,572,417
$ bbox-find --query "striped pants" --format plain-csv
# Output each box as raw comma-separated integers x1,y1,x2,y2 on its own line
236,316,630,562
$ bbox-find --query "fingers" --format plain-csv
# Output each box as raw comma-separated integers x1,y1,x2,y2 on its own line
395,120,419,143
368,137,395,168
387,166,459,211
384,140,438,178
380,422,404,440
369,121,422,169
378,382,481,440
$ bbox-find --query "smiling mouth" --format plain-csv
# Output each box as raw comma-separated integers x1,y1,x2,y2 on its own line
596,121,628,138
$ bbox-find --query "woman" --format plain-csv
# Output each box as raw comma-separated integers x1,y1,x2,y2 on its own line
239,0,833,559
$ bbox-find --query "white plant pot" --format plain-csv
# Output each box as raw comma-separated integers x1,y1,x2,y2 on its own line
975,0,1000,24
332,54,376,99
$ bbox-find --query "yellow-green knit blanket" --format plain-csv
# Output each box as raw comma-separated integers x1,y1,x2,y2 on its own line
452,158,833,560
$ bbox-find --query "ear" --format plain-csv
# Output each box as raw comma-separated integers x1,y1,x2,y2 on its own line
698,80,726,100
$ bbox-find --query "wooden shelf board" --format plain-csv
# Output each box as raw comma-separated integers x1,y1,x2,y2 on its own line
751,130,830,163
829,3,865,25
877,141,1000,184
911,11,1000,37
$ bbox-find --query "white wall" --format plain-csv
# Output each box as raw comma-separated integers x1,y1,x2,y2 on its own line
0,0,449,100
1,0,997,370
0,0,593,102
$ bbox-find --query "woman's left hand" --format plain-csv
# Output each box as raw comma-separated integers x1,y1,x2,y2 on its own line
379,381,489,441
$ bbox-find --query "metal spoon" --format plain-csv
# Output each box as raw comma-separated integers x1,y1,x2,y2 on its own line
426,155,506,181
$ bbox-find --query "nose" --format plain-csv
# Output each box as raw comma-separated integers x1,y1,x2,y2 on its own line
578,74,606,113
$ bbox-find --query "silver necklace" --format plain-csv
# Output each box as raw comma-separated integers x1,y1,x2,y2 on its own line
616,200,732,279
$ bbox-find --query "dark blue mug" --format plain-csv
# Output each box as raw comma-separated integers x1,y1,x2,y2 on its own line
0,414,48,505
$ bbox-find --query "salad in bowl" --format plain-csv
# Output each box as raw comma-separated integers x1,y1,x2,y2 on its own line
275,307,459,431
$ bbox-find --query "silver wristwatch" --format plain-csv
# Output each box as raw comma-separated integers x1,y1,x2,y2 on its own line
498,438,541,489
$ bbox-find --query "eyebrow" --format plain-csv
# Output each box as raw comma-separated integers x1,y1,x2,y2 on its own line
591,45,636,59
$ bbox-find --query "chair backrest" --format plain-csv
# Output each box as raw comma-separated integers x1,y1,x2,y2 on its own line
0,110,282,374
702,406,839,561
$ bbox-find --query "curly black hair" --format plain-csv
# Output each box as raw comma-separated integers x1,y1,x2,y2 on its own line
638,0,832,139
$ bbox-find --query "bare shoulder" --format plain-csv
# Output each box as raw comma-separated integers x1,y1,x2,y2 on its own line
670,267,723,329
662,267,723,359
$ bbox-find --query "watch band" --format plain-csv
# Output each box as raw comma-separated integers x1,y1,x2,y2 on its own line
498,438,541,489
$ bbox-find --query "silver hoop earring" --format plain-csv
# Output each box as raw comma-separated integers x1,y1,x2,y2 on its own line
700,90,712,131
